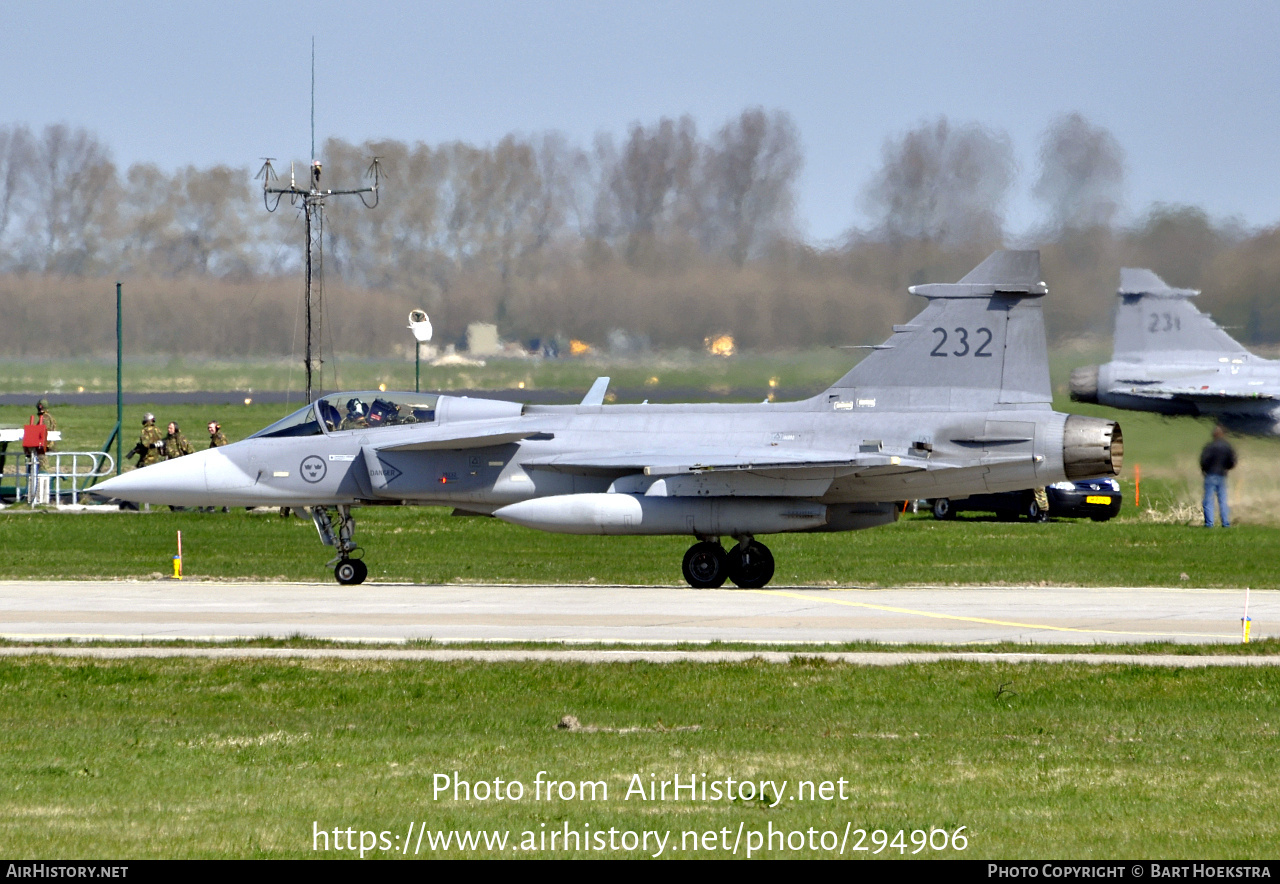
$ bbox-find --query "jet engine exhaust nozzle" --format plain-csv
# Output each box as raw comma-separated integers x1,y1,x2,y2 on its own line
1062,415,1123,479
1069,365,1099,403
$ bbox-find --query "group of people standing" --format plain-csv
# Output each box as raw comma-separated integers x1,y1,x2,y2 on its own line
122,414,229,512
128,414,227,468
23,402,228,472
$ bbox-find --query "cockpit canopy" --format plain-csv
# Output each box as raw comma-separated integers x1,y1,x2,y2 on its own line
250,392,439,439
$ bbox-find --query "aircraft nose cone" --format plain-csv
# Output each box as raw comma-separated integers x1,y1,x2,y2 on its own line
92,449,225,506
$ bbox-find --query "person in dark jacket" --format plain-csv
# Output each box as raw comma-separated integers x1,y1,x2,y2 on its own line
1199,425,1237,527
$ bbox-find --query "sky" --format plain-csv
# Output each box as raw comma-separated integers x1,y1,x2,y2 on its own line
5,0,1280,244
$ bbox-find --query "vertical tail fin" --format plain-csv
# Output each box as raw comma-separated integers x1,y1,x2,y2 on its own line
826,250,1051,410
1113,268,1248,360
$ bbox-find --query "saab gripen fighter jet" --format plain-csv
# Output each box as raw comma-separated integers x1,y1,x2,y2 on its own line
92,251,1121,588
1071,268,1280,434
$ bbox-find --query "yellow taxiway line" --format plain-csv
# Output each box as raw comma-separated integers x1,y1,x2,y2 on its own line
757,590,1237,640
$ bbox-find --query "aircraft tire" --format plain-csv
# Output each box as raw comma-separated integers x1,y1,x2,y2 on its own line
682,541,729,589
335,558,368,585
728,541,775,589
931,498,955,520
1027,500,1048,523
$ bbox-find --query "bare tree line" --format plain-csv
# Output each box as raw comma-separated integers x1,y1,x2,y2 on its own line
1,111,1278,358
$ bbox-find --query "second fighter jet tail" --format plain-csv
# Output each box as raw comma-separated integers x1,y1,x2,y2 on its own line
1111,268,1250,362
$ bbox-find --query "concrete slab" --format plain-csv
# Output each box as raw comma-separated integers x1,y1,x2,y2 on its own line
0,580,1269,645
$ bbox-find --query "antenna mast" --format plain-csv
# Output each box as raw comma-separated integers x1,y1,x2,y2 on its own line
255,40,384,403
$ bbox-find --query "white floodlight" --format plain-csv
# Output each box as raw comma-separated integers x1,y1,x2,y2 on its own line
408,310,433,342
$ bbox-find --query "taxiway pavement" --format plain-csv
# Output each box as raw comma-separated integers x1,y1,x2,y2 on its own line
0,581,1269,645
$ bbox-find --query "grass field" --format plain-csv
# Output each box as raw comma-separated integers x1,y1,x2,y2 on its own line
2,656,1276,859
0,339,1121,399
0,349,854,398
3,505,1280,589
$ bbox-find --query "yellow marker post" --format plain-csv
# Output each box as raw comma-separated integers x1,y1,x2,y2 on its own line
1243,587,1251,644
172,530,183,580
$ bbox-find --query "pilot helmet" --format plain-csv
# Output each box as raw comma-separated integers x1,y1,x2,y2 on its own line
346,398,365,415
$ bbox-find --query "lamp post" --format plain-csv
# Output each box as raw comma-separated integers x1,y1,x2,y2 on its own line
407,310,433,393
116,282,122,475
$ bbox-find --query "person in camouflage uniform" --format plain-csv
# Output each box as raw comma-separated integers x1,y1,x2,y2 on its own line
159,422,195,511
163,422,195,460
26,398,56,471
127,413,166,468
1033,487,1050,520
207,421,228,448
204,421,230,511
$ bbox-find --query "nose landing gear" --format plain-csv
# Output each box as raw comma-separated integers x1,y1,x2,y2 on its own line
681,536,775,589
312,505,367,585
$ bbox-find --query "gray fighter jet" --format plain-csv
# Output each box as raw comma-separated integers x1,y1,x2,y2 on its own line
92,251,1121,587
1071,268,1280,434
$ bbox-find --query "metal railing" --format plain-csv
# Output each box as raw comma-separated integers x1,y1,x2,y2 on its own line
17,452,116,505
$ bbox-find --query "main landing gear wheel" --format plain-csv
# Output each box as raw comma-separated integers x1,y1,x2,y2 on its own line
727,540,774,588
335,558,367,585
682,541,728,589
932,498,954,520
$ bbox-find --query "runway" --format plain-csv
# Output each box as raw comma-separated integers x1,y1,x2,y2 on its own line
0,580,1270,646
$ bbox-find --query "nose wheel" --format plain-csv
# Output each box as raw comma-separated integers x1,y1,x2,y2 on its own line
335,558,368,585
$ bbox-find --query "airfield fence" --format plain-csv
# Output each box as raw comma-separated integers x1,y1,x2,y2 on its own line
2,451,115,505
